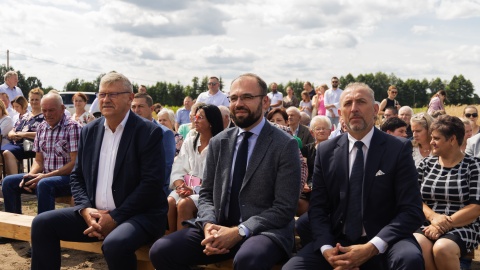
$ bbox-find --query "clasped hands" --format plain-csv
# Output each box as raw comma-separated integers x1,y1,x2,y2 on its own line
201,223,243,256
19,173,45,193
323,242,378,270
424,213,453,240
175,182,193,198
81,208,117,240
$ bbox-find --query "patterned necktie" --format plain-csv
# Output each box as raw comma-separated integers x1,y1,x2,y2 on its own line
345,141,364,242
227,131,253,226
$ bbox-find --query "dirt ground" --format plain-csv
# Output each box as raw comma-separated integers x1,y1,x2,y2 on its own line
0,192,108,270
0,190,479,269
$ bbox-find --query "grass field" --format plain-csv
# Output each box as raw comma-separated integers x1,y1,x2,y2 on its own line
413,105,479,118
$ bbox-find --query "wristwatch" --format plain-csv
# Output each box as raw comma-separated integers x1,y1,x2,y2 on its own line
238,225,247,238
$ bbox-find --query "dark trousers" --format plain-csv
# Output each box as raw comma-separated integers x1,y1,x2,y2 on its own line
31,207,155,270
149,227,287,270
282,237,424,270
295,212,312,247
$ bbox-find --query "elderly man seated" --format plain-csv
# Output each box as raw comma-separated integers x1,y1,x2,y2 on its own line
2,93,81,215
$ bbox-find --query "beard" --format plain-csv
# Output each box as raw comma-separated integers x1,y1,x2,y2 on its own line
231,103,263,128
346,115,369,132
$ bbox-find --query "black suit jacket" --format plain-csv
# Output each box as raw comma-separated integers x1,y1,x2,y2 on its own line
309,128,424,251
71,112,168,237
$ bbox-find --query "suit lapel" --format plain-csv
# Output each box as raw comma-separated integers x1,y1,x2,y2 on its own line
219,128,238,220
91,118,106,198
243,123,272,187
334,135,350,202
113,112,137,181
363,129,386,205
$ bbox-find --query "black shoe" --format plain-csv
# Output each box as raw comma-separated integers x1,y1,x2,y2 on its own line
25,247,32,258
0,237,20,244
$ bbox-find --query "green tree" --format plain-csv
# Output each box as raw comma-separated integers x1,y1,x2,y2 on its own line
25,76,43,90
447,75,474,105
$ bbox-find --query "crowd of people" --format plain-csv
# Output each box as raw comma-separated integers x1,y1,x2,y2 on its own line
0,70,479,270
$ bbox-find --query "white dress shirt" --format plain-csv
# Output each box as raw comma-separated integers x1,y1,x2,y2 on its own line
95,111,130,211
321,127,388,255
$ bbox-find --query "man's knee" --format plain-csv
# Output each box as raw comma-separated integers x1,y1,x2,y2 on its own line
388,239,424,269
2,174,22,190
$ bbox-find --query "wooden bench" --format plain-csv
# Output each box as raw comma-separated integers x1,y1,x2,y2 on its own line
0,211,154,270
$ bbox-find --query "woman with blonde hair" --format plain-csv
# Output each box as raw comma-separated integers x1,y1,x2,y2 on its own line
311,84,327,117
0,100,13,147
1,88,44,175
411,112,434,167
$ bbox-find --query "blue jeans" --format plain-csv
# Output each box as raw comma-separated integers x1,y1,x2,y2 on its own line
2,173,72,214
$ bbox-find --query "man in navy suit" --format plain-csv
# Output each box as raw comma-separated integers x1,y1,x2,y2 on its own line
30,72,168,270
131,92,176,196
283,82,425,269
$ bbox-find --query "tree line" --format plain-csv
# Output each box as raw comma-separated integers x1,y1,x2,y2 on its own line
1,65,477,108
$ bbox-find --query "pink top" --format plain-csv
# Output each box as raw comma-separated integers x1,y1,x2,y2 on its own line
317,94,326,116
428,96,444,115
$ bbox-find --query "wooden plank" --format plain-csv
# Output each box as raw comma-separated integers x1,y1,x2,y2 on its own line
0,211,152,269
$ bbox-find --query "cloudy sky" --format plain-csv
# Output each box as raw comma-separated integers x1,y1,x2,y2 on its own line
1,0,480,96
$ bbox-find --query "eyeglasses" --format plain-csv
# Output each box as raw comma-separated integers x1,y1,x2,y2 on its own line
228,94,265,103
332,81,339,84
98,91,131,99
390,91,398,94
465,113,478,118
194,115,205,121
313,127,329,132
207,82,218,86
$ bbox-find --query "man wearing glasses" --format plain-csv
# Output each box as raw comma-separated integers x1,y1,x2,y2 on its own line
195,76,230,106
150,73,301,269
31,72,168,269
324,76,343,128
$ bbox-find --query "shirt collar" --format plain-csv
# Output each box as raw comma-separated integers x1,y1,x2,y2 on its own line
237,117,265,138
347,126,374,152
104,110,130,132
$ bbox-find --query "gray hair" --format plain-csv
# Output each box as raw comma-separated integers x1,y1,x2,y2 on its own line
341,82,375,103
41,93,63,106
100,72,133,93
310,115,332,130
399,106,414,115
158,108,176,126
3,71,17,80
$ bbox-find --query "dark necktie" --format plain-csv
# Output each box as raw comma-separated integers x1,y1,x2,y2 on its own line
228,131,253,226
345,141,364,242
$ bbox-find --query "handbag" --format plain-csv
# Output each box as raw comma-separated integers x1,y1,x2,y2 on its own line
23,139,34,152
183,174,201,187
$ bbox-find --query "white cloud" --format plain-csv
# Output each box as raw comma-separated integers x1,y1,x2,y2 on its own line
277,30,358,49
443,45,480,65
198,44,259,64
411,25,434,35
436,0,480,19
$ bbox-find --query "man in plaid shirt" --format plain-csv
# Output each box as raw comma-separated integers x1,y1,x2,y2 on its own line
2,93,81,215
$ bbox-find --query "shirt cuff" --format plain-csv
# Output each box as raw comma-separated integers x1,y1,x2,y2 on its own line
320,245,334,255
239,224,251,238
369,237,388,254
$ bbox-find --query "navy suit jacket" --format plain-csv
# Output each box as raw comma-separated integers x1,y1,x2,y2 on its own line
309,128,424,251
152,119,176,196
71,112,168,237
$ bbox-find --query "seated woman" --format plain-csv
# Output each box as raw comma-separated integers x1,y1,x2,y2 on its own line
267,108,302,148
298,116,331,216
0,100,14,147
411,112,434,167
158,108,184,156
1,89,44,175
414,115,480,270
167,104,224,233
71,92,95,126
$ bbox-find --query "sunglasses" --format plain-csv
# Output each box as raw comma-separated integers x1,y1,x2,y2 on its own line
465,113,478,118
390,91,398,94
207,82,218,86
